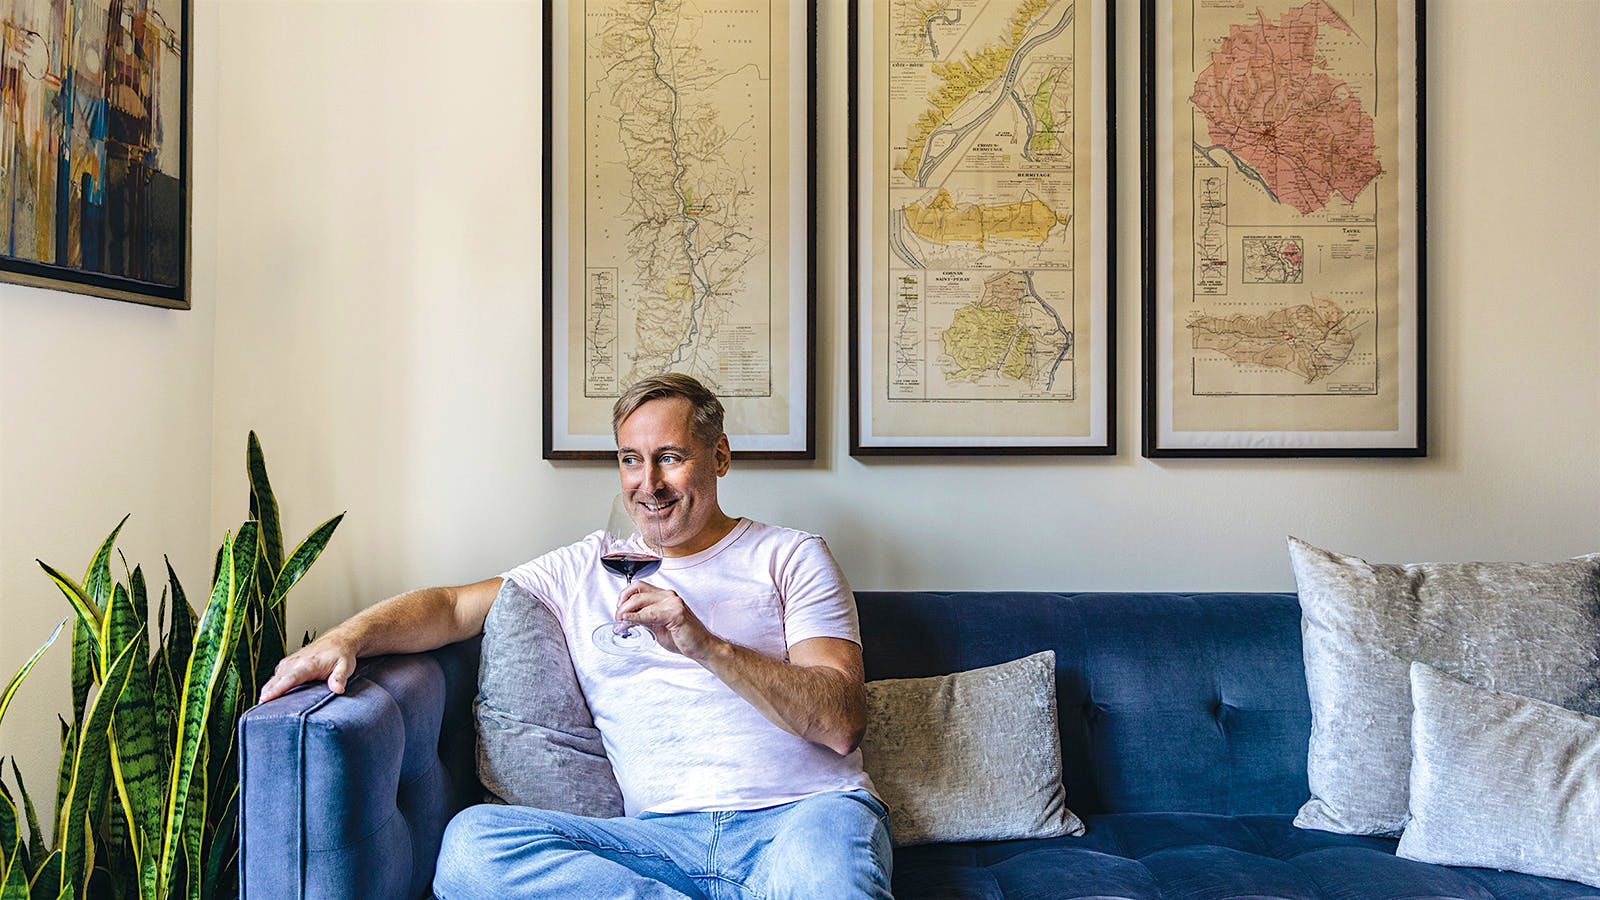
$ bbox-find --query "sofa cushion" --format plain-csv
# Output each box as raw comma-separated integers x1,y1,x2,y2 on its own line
1398,663,1600,888
889,813,1600,899
475,579,624,817
1289,538,1600,835
861,650,1084,846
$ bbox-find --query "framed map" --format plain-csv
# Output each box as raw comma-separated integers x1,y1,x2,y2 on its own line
0,0,190,308
1142,0,1425,457
849,0,1115,455
543,0,815,460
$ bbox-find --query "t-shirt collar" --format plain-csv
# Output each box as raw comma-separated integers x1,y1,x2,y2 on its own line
662,517,751,570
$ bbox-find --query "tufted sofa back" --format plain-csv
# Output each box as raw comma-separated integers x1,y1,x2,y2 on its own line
855,592,1313,816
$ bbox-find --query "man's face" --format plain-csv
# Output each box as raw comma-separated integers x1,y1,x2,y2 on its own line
615,396,731,556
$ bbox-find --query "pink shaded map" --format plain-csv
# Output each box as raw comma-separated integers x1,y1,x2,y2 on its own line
1191,0,1382,215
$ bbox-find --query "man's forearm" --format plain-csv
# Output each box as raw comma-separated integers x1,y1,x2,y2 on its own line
260,577,502,702
693,639,868,756
328,585,484,656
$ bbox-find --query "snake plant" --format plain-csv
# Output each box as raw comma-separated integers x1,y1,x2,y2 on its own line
0,433,343,899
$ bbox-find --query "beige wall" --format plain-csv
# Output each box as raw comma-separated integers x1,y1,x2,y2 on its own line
1,0,1597,822
0,2,220,824
209,0,1600,624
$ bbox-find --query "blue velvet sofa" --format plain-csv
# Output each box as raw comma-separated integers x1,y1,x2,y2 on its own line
238,592,1600,899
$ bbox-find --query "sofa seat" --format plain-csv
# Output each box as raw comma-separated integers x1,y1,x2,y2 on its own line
890,814,1600,900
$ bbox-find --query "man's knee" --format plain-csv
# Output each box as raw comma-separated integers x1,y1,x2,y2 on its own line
763,792,892,897
435,805,500,898
434,804,571,898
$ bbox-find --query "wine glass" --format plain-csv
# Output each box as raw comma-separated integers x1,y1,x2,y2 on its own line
592,490,665,655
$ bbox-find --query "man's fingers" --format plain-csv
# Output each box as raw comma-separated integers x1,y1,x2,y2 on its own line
257,649,353,702
328,655,353,694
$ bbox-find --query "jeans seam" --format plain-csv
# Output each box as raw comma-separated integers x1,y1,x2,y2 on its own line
549,831,678,866
694,873,765,900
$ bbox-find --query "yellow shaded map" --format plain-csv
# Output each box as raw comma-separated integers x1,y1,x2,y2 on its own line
897,0,1057,181
904,190,1067,248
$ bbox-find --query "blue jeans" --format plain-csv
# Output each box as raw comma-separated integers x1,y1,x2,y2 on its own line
433,789,894,899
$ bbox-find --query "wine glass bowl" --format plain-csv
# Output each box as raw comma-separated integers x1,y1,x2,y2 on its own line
592,490,665,655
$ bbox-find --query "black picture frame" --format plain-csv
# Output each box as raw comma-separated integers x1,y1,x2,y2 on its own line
847,0,1117,456
1140,0,1426,458
0,0,191,309
542,0,818,460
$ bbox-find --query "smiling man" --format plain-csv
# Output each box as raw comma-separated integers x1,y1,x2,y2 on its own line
260,374,893,899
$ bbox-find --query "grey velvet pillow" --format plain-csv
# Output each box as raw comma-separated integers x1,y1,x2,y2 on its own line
475,579,625,817
1398,663,1600,889
1289,537,1600,836
860,650,1085,846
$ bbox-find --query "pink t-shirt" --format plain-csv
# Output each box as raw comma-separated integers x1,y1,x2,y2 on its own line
500,518,876,815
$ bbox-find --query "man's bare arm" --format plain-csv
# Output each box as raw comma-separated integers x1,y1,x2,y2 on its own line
615,583,867,755
258,576,504,702
695,636,868,756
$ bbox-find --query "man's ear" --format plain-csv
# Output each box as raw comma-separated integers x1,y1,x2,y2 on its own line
714,434,732,476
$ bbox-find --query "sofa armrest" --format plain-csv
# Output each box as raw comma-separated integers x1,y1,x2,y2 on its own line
239,638,481,900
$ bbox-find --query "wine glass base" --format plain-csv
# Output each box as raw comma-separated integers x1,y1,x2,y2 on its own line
592,621,658,656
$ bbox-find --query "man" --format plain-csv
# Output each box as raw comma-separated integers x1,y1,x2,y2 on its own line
259,374,893,899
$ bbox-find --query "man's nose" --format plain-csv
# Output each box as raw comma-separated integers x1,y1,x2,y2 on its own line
638,462,665,493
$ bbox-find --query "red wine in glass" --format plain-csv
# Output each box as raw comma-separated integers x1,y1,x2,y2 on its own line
601,552,663,581
593,491,666,655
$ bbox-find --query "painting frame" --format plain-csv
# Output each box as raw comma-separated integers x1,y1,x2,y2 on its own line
0,0,192,310
542,0,818,461
847,0,1117,457
1141,0,1426,458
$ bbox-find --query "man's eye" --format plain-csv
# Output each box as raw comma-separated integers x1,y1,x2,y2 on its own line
619,455,640,466
660,454,680,464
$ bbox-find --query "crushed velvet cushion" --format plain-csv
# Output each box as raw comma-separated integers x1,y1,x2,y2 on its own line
1398,663,1600,888
474,579,624,817
861,650,1085,846
1289,537,1600,836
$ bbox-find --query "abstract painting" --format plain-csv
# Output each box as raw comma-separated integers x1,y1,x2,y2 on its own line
0,0,188,307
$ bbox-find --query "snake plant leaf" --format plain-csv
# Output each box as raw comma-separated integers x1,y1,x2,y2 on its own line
101,580,160,880
130,566,150,636
8,761,44,868
152,653,177,794
264,513,344,612
1,819,27,900
256,609,287,700
108,634,164,872
0,620,64,726
200,788,238,900
137,828,158,900
51,719,70,849
26,847,60,900
36,563,101,666
1,781,18,883
182,740,207,900
156,524,256,898
247,432,285,582
202,666,240,832
56,639,139,900
68,621,93,740
101,583,139,685
83,515,130,618
164,559,197,690
1,837,26,900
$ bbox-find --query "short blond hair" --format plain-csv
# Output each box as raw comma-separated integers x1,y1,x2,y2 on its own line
611,374,725,448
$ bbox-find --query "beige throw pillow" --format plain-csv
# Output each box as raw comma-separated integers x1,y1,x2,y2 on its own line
1289,537,1600,836
1398,663,1600,889
861,650,1085,846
